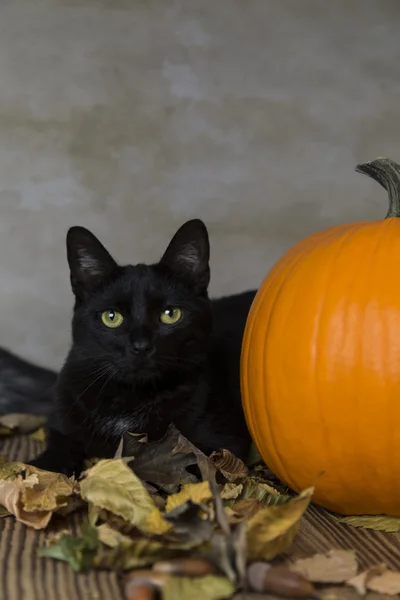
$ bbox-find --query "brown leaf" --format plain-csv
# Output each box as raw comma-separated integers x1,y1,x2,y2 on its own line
0,413,47,435
247,488,313,561
347,564,386,596
228,498,266,523
210,449,248,481
171,426,216,484
121,425,199,492
291,549,358,583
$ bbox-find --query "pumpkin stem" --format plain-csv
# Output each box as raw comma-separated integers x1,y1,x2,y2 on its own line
356,157,400,219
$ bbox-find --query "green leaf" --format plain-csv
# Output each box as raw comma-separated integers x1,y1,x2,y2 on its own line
332,513,400,533
163,575,235,600
39,523,99,572
0,505,10,518
79,458,156,531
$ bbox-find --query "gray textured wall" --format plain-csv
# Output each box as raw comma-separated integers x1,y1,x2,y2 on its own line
1,0,400,369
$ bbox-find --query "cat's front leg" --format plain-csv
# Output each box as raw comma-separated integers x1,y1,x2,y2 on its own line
29,428,86,476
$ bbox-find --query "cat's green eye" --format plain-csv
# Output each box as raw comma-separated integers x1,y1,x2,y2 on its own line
160,307,182,325
101,310,124,328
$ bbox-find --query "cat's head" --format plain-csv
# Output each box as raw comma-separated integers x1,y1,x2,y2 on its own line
66,220,212,383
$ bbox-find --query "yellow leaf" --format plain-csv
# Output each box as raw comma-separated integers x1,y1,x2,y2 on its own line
333,513,400,533
22,467,76,512
247,487,313,561
0,461,26,481
0,462,77,530
30,428,47,443
97,523,132,548
163,575,235,600
166,481,212,512
80,459,156,531
0,475,51,529
145,507,172,535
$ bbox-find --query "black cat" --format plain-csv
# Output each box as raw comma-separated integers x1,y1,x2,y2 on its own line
2,220,257,475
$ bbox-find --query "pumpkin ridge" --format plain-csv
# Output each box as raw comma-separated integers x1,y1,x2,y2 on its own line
312,226,361,506
260,226,347,491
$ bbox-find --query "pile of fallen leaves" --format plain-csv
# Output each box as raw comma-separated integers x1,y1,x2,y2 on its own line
1,415,400,599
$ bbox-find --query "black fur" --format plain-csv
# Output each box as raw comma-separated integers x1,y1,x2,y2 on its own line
3,220,256,476
0,348,56,415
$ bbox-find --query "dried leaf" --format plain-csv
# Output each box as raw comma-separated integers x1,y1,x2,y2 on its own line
171,426,216,484
164,501,214,549
39,523,99,572
228,499,266,523
0,460,26,481
291,549,358,583
166,482,212,512
0,464,77,530
145,508,172,535
80,459,157,531
0,505,10,518
347,565,386,595
95,538,182,570
367,570,400,596
239,478,286,503
0,414,47,435
220,483,243,500
97,523,132,548
247,487,313,561
30,428,47,443
163,575,235,600
22,467,77,512
210,449,248,481
0,477,52,529
122,425,199,492
333,514,400,533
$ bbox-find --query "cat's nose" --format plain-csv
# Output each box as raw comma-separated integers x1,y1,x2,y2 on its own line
132,339,152,356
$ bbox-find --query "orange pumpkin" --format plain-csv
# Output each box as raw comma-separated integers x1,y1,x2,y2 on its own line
241,157,400,516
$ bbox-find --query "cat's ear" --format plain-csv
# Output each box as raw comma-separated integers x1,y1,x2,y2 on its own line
160,219,210,292
66,226,118,297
